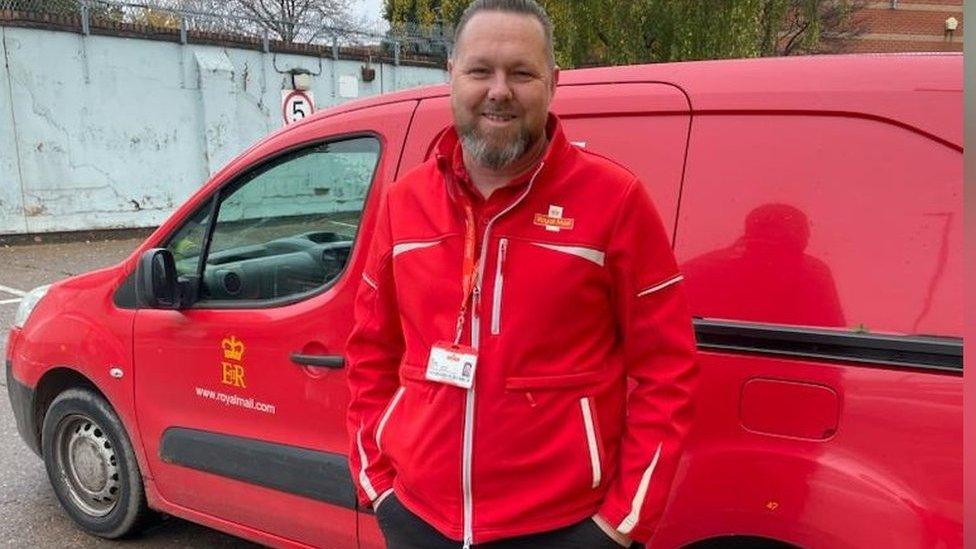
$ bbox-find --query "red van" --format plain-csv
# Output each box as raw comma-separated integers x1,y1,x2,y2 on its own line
6,53,962,548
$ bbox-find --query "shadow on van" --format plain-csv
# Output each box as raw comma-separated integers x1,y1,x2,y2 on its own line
681,203,845,328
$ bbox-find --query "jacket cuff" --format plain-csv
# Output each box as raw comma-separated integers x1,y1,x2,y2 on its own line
597,501,657,544
357,471,395,509
373,488,395,511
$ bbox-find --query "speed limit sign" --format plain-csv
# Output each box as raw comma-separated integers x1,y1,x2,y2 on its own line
282,90,315,125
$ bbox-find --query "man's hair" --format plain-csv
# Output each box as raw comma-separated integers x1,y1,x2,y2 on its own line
451,0,555,67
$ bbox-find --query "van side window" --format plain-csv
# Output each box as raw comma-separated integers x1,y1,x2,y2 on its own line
168,136,380,303
675,115,961,337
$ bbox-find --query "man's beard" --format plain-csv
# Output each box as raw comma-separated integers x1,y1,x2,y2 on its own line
457,117,533,171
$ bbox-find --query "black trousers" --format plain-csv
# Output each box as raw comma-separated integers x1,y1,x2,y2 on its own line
375,493,636,549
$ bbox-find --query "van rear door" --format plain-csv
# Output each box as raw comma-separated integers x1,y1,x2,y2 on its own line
662,84,963,547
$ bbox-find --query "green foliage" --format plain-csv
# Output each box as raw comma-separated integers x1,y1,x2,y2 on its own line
4,0,78,14
384,0,465,34
128,7,182,28
384,0,865,67
5,0,125,22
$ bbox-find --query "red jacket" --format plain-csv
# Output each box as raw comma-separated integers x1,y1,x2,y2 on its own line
346,114,698,545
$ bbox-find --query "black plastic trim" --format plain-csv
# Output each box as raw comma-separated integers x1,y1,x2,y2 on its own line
112,272,137,309
6,359,40,456
190,194,221,298
290,354,345,368
694,319,962,373
159,427,356,509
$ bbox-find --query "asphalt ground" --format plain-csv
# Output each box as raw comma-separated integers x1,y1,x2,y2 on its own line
0,235,259,548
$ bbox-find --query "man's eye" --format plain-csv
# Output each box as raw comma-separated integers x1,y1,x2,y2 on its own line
513,71,535,80
469,68,490,76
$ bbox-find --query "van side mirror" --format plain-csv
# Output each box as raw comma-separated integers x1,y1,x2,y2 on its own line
136,248,196,309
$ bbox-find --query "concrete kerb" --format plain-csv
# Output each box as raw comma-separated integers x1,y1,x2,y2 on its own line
0,227,155,247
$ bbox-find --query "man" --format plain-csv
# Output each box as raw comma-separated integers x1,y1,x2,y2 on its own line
346,1,698,547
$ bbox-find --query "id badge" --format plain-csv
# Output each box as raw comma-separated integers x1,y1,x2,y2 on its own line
426,341,478,389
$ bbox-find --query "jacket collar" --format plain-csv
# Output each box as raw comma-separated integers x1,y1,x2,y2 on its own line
435,113,574,204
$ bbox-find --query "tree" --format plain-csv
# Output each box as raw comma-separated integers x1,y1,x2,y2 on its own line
224,0,354,43
4,0,124,21
380,0,460,57
760,0,868,56
4,0,78,14
150,0,357,43
383,0,867,67
382,0,466,43
4,0,359,43
129,7,182,28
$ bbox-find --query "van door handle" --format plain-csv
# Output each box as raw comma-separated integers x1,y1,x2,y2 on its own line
290,353,345,369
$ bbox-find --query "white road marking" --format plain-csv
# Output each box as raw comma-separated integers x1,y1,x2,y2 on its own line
0,298,21,305
330,221,358,229
0,284,27,297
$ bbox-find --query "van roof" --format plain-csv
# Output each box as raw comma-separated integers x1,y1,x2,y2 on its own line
318,53,962,147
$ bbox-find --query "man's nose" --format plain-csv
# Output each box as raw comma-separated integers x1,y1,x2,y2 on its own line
486,71,513,102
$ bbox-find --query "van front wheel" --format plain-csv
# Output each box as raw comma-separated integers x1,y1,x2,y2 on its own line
41,387,152,538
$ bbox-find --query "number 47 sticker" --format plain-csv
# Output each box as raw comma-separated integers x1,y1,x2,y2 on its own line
282,90,315,126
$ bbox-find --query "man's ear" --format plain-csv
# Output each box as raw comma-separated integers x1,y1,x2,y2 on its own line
447,58,455,80
550,66,560,97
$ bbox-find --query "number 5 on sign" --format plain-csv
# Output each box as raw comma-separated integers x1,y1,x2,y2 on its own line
282,90,315,126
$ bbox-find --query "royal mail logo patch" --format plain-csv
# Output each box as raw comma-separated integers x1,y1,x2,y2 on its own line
533,205,574,232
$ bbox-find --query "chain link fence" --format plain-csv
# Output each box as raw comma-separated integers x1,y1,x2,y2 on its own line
0,0,453,65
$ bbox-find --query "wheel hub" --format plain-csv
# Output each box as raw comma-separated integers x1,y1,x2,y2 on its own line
70,436,108,492
55,414,121,517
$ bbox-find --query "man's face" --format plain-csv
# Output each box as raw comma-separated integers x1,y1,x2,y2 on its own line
448,11,558,170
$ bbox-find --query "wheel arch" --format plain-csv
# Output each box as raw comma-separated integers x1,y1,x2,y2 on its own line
33,367,103,456
39,375,157,538
683,535,800,549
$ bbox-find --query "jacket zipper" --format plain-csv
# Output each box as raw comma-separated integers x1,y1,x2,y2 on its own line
461,162,545,549
490,238,508,335
462,286,479,549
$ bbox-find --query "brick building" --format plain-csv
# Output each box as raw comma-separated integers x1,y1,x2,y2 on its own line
849,0,963,52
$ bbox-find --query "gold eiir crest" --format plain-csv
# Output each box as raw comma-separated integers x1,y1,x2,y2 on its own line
222,336,245,361
220,336,246,388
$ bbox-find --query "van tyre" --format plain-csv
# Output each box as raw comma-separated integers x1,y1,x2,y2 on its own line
41,387,153,538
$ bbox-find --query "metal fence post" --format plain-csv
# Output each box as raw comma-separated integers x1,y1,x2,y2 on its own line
331,36,339,99
263,30,270,53
179,15,187,44
394,40,400,66
80,1,91,35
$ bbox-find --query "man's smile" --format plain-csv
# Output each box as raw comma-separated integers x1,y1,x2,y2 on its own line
481,112,517,124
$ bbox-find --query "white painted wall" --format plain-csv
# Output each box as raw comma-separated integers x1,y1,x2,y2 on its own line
0,25,446,235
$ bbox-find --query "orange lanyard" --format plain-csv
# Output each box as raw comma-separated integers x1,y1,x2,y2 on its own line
455,204,479,343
